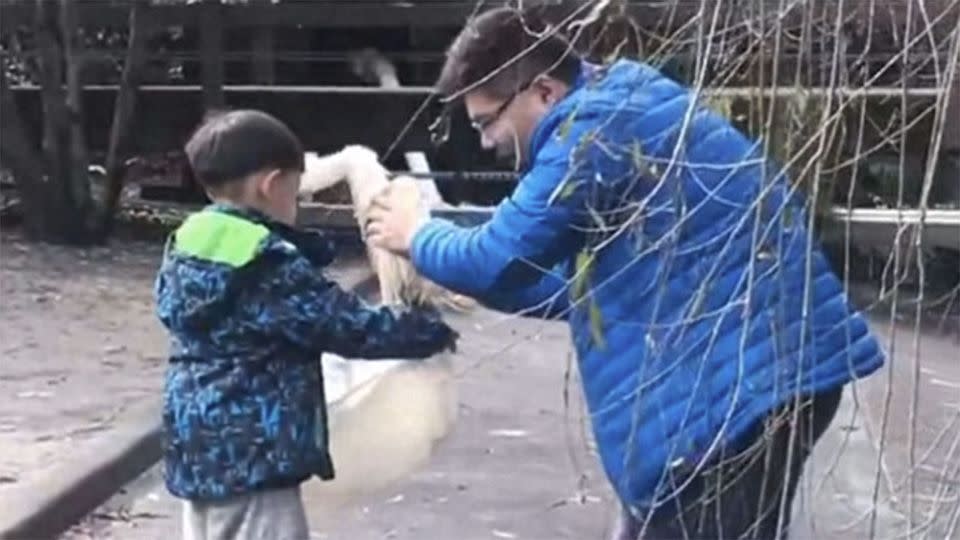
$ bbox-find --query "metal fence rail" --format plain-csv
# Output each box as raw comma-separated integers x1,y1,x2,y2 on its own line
7,84,953,98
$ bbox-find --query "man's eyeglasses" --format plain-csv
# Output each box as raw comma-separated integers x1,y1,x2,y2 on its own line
469,91,518,132
427,81,531,147
468,81,531,133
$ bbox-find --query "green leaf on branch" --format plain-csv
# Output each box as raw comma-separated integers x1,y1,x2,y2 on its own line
783,205,796,228
631,139,645,168
704,95,734,120
571,248,606,350
558,177,580,201
556,102,583,142
571,249,595,303
631,139,660,179
589,298,606,350
547,171,580,206
586,204,608,233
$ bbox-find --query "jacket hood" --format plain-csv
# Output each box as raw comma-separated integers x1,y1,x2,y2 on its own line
155,203,337,335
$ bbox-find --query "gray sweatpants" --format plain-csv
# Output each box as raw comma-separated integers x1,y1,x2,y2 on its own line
182,486,310,540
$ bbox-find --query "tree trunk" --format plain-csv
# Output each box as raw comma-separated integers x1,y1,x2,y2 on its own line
0,73,50,238
60,0,94,226
35,0,83,242
100,0,149,235
1,0,99,244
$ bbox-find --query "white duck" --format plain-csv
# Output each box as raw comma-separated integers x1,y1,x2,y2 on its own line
298,145,473,514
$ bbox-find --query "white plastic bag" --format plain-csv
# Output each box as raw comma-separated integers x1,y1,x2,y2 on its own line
311,351,458,506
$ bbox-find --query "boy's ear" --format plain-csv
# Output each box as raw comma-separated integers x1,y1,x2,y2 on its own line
256,168,284,198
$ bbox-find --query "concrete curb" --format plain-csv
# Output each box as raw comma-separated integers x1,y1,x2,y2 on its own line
0,397,162,540
0,262,377,540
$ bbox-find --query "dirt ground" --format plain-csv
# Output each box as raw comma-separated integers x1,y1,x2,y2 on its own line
2,224,958,540
0,226,366,495
63,308,616,540
62,304,960,540
63,304,960,540
0,228,168,491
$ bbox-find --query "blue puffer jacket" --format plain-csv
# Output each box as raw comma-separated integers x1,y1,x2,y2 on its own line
155,204,457,501
409,59,885,511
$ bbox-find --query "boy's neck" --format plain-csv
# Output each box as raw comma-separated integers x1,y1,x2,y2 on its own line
206,198,278,225
204,198,337,269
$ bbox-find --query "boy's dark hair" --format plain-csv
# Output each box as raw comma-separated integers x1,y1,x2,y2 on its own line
184,109,304,188
434,6,582,101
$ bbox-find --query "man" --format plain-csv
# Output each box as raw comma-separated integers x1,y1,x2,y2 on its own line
366,7,885,540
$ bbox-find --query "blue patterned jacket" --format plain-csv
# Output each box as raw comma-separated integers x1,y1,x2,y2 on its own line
155,203,457,501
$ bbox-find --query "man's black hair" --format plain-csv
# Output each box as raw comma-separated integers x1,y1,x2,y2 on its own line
434,6,582,101
184,109,304,188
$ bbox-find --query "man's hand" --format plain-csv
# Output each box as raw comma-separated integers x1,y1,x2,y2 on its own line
365,180,426,257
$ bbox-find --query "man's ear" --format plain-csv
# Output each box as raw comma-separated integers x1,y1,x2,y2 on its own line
532,75,566,106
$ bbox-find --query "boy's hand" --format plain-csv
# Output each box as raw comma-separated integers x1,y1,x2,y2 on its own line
431,327,459,355
409,304,459,355
440,324,459,354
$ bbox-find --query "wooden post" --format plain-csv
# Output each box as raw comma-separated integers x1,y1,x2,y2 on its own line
409,26,424,85
0,63,49,238
251,27,275,84
101,0,150,233
34,0,75,239
251,0,275,84
199,0,224,110
60,0,92,218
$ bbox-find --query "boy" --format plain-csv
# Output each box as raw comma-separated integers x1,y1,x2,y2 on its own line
154,109,458,540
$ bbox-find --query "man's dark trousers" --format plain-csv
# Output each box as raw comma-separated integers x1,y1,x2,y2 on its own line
615,387,845,540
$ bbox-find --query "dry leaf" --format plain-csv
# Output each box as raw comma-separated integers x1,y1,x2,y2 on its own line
488,429,528,438
17,390,53,399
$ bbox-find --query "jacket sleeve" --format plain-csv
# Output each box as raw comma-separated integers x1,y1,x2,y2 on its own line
481,269,570,320
409,166,581,298
258,242,458,359
408,130,601,308
427,240,571,320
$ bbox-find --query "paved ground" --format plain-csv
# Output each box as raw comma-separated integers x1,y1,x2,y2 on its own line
2,230,957,540
0,230,167,492
793,312,960,540
61,308,617,540
0,229,368,499
63,309,960,540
